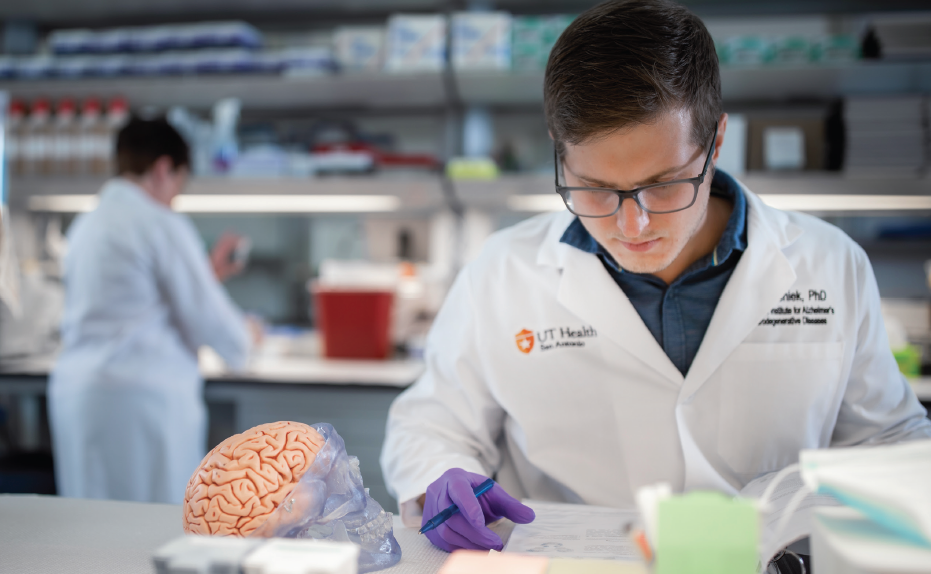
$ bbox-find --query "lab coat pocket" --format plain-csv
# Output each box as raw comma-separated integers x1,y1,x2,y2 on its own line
717,342,844,477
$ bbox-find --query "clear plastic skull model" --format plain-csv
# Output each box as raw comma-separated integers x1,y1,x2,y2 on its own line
183,421,401,573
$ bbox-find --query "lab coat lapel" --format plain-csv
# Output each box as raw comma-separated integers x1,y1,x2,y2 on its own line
679,189,802,402
557,247,685,387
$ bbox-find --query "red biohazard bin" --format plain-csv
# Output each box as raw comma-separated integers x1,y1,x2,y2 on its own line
314,288,394,360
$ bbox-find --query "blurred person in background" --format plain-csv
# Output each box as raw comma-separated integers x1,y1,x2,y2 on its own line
49,117,258,504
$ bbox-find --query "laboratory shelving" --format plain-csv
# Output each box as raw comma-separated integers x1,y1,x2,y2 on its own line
0,72,450,111
2,60,930,110
456,61,931,106
15,172,931,216
10,173,444,214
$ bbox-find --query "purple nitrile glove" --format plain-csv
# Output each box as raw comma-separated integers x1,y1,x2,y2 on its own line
422,468,535,552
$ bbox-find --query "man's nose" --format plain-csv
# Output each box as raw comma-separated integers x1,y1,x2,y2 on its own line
616,197,649,237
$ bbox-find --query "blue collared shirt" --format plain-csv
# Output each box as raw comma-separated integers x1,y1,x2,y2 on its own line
560,170,748,376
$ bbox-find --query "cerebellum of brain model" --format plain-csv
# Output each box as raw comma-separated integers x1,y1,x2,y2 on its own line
183,421,325,536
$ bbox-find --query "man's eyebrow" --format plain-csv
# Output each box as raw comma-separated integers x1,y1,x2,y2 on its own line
573,161,690,189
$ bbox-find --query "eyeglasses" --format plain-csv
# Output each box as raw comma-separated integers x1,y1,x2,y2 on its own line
554,122,718,217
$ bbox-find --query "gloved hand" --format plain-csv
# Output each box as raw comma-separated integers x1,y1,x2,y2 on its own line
422,468,535,552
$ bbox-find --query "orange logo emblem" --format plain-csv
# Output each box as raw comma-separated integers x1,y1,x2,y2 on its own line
515,329,535,354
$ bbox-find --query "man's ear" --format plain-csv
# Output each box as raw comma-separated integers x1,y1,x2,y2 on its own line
712,113,728,165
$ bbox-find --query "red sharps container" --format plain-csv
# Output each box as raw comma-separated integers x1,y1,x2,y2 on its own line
313,286,394,360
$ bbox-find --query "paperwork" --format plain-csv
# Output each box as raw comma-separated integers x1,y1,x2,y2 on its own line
504,501,641,561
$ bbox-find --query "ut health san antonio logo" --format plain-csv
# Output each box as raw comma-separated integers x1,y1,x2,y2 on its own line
515,329,535,354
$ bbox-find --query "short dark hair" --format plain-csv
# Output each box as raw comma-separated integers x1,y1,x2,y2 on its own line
116,117,191,176
544,0,721,153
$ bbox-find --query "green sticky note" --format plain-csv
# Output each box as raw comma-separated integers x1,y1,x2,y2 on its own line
655,491,758,574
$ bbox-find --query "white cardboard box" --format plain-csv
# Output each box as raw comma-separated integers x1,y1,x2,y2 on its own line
385,14,447,73
452,12,512,71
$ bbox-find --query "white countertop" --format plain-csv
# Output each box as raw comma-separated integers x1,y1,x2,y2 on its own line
0,494,448,574
1,353,927,397
0,352,425,388
200,355,426,388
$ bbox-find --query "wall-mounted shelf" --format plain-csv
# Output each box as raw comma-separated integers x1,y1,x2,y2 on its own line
0,72,449,111
3,60,929,111
11,175,446,213
457,61,931,105
15,172,931,216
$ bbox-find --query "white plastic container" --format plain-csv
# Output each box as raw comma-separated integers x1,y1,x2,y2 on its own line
241,539,360,574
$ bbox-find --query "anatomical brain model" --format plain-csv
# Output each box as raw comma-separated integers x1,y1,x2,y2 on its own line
183,421,401,573
183,421,326,536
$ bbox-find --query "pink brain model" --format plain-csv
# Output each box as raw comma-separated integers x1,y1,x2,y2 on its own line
183,421,325,536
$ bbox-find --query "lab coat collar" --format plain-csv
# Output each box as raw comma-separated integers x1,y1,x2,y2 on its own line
536,210,575,269
99,177,171,213
535,181,804,389
540,211,684,385
680,184,803,401
557,245,685,386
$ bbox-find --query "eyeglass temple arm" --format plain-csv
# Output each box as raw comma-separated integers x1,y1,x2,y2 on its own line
700,121,719,177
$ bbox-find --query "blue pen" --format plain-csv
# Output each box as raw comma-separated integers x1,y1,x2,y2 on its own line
419,478,496,534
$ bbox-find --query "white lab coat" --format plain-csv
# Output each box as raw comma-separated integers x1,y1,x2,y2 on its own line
49,178,250,504
381,183,931,524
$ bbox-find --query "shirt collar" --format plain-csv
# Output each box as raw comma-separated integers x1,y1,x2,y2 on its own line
559,168,748,271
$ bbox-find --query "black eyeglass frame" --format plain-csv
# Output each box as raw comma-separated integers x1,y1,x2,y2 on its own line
554,121,719,217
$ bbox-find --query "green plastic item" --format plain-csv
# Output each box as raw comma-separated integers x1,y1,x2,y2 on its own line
446,157,499,181
893,344,921,378
655,491,758,574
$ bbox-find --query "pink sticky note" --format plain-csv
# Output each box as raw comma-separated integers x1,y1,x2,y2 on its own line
439,550,550,574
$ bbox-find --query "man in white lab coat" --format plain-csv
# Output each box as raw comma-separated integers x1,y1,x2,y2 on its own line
49,118,255,504
381,0,931,556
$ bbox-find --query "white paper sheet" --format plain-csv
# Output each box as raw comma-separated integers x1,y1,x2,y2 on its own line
738,470,839,565
503,500,641,561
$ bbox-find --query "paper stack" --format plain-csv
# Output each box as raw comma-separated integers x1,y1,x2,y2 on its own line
844,96,927,177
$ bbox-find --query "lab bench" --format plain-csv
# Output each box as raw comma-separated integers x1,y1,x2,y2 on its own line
2,359,930,508
0,494,450,574
0,356,424,510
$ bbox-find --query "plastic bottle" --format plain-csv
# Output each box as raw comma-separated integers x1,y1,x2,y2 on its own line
53,98,78,175
76,98,102,176
6,100,26,176
24,99,52,176
211,97,240,174
100,97,129,176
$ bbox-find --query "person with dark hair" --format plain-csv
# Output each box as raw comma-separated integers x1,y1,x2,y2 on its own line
382,0,931,557
48,117,257,504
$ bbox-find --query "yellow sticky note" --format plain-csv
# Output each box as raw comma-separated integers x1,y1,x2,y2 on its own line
548,559,648,574
439,550,549,574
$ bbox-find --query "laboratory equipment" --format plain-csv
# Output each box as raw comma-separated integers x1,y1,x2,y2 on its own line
811,506,931,574
153,536,360,574
799,438,931,547
153,536,263,574
243,539,360,574
314,289,393,359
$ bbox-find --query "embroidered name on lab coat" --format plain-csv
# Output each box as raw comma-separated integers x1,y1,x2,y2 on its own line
758,289,835,327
